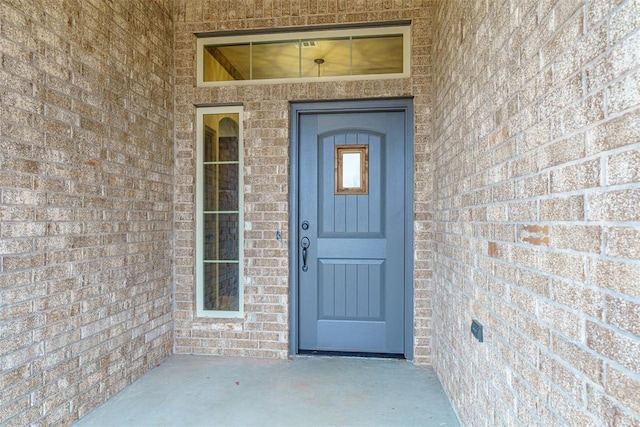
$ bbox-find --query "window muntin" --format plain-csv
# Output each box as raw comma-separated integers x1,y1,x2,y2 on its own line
196,107,244,318
197,26,410,85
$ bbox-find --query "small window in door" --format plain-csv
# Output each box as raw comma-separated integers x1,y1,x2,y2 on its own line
195,106,244,318
335,145,368,195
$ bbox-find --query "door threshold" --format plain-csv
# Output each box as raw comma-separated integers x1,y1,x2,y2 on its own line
297,350,405,359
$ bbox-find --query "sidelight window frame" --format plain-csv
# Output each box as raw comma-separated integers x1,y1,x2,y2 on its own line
195,105,245,318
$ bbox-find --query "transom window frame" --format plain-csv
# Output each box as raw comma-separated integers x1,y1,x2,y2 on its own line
196,24,411,86
195,105,245,319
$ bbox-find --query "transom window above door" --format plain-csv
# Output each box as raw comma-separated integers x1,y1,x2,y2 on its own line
196,24,410,86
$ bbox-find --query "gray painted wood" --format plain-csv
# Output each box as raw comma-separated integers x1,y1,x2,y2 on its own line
298,111,406,354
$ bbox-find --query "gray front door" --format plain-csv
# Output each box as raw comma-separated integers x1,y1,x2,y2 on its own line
297,108,408,355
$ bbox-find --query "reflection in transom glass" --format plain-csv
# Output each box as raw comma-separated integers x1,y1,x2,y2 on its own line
199,26,409,84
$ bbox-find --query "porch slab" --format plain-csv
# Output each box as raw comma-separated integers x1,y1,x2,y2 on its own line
74,355,460,426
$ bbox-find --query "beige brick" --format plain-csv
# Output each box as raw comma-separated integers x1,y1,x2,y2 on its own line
539,353,584,401
538,134,585,170
1,0,174,424
518,224,549,246
605,226,640,260
589,258,640,297
547,386,596,426
585,109,640,155
607,147,640,185
605,366,640,415
609,70,640,115
539,73,583,119
552,279,604,320
606,295,640,337
174,0,436,378
510,154,538,178
0,0,638,426
0,396,30,426
551,92,605,140
540,301,583,341
539,251,585,282
550,159,600,193
517,269,551,297
550,224,601,254
585,0,608,29
518,312,551,346
553,333,603,385
588,188,640,222
587,384,640,426
586,321,640,374
508,201,538,221
433,8,639,427
609,0,640,45
516,173,549,199
518,121,551,154
610,28,640,78
540,195,584,221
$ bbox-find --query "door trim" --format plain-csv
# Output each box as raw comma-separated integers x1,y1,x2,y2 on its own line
288,98,415,359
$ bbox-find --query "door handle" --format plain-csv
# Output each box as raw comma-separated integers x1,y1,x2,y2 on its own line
301,237,310,272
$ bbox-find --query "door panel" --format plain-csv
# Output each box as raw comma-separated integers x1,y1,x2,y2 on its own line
318,132,383,236
318,261,383,319
298,110,406,355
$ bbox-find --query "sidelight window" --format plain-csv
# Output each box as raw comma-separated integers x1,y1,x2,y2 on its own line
196,106,244,318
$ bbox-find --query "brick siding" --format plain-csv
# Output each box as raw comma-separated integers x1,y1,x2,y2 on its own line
432,0,640,425
0,0,174,425
2,0,639,425
173,0,435,362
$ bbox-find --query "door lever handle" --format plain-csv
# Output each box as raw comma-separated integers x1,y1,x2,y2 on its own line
301,237,310,272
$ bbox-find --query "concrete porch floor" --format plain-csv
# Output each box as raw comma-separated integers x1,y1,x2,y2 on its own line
73,355,460,426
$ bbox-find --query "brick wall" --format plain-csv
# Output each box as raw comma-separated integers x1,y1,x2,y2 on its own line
173,1,435,362
432,0,640,425
0,0,174,425
7,0,636,424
